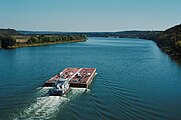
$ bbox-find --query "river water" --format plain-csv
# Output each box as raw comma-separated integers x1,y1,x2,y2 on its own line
0,37,181,120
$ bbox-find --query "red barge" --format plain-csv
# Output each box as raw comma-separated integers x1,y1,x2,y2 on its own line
44,68,97,95
69,68,97,88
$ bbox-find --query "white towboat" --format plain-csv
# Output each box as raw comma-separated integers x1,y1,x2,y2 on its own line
49,78,70,96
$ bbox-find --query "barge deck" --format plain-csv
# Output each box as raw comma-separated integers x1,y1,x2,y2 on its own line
44,68,96,88
69,68,96,88
44,68,80,87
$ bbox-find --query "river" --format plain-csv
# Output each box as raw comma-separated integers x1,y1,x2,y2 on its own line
0,37,181,120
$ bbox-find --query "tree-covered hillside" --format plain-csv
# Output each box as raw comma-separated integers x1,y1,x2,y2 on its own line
157,24,181,59
0,29,20,36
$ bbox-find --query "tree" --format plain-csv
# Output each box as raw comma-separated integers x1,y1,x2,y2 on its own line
0,35,16,48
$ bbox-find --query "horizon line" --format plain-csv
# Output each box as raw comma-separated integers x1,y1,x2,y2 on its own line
15,29,164,33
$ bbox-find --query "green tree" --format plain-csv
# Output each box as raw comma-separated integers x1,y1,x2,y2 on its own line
0,35,16,48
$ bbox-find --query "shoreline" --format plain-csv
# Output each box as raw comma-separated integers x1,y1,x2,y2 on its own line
156,44,181,61
5,39,86,49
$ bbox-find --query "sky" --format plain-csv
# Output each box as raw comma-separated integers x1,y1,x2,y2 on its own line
0,0,181,32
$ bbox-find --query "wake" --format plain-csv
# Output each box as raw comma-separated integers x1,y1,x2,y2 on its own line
14,87,89,120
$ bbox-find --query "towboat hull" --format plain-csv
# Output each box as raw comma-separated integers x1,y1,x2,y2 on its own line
49,87,70,96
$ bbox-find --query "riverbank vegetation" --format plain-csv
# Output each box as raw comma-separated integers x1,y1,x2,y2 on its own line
82,24,181,61
79,24,181,61
156,24,181,60
0,29,87,48
1,24,181,61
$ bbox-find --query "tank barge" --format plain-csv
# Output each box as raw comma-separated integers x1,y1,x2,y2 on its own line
44,68,96,95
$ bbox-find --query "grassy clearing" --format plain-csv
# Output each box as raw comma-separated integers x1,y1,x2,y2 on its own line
13,35,31,43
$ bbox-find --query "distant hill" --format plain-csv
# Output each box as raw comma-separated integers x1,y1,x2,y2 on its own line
77,31,162,40
114,31,162,40
0,29,20,36
18,30,67,35
19,30,162,40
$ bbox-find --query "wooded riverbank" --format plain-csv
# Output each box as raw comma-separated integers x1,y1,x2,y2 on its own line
0,29,87,49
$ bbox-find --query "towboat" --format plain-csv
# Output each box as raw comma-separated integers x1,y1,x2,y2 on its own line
49,78,70,96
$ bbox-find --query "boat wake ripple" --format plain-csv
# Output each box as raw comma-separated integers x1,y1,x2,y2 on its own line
66,87,90,99
14,87,89,120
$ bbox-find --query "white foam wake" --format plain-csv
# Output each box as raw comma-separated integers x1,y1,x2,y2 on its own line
14,87,90,120
14,96,69,120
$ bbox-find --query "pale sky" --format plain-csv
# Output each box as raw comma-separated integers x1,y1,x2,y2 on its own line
0,0,181,32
